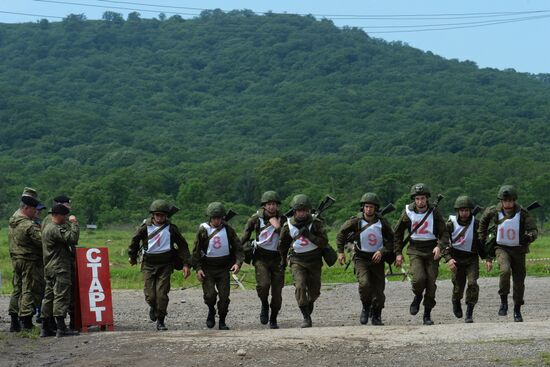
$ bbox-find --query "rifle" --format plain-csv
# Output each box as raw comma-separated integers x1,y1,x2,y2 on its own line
167,205,180,218
471,205,482,217
402,193,444,246
284,195,336,219
223,208,238,222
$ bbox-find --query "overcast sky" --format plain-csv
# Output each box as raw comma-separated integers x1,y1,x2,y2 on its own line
1,0,549,74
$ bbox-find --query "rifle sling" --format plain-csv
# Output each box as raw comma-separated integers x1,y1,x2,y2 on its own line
451,220,471,244
147,223,169,241
207,226,224,241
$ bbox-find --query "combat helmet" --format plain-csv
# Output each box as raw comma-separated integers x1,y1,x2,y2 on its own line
290,194,312,210
454,195,474,209
261,191,281,205
149,199,171,214
206,202,226,217
410,183,431,199
497,185,518,200
360,192,381,207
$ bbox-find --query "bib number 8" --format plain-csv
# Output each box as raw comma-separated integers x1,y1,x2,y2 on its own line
212,236,222,249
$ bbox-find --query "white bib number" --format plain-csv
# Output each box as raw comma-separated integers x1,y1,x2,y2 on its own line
146,225,171,254
496,212,520,247
359,220,383,253
406,205,436,241
288,221,318,253
201,223,231,257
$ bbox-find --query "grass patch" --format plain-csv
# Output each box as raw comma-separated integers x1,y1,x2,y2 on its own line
15,327,40,339
540,352,550,366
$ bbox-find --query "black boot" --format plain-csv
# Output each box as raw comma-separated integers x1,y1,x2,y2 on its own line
40,317,55,337
149,306,157,322
410,295,423,316
21,315,34,331
49,317,57,332
206,305,216,329
156,315,167,331
371,308,384,326
9,314,21,332
269,309,279,329
260,299,269,325
308,302,314,315
513,305,523,322
35,307,43,324
453,300,463,318
299,306,312,328
465,304,474,323
423,308,434,325
55,316,78,337
360,303,370,325
498,295,508,316
218,313,229,330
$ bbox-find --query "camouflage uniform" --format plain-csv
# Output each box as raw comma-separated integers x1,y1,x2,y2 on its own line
478,186,538,321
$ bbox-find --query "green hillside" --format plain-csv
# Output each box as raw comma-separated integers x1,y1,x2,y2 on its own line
0,10,548,228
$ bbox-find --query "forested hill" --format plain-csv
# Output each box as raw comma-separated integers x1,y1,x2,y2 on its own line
0,10,548,227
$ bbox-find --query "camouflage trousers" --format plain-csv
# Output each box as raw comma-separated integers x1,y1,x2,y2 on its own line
9,258,44,317
290,257,322,307
41,269,72,318
202,266,231,316
496,247,526,306
142,261,174,318
254,256,284,312
409,253,439,309
451,254,479,305
355,257,385,309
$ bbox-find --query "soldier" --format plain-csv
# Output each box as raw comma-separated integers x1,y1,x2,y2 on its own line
278,194,329,328
394,183,449,325
336,193,394,326
41,195,72,229
8,189,44,331
40,204,80,337
240,191,286,329
442,195,487,323
478,185,538,322
128,200,191,331
193,202,243,330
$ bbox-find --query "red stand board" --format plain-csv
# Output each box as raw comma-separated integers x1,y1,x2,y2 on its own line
74,247,114,332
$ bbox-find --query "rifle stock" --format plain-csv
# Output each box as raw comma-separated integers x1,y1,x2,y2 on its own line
223,208,238,222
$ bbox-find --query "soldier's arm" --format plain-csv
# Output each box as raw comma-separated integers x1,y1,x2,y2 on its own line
393,210,410,256
434,207,450,250
336,218,356,254
278,224,291,261
477,207,494,244
191,228,206,271
380,217,395,254
128,225,146,262
228,226,244,267
239,216,256,245
61,222,80,247
171,224,192,266
522,210,538,244
441,220,454,262
25,222,42,249
306,220,329,248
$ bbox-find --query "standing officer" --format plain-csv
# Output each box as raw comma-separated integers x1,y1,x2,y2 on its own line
336,193,394,325
442,195,487,323
241,191,286,329
40,204,80,337
479,185,538,322
192,202,243,330
128,200,191,331
278,194,329,328
8,188,44,331
394,183,448,325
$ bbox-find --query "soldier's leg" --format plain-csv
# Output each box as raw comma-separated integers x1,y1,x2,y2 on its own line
216,269,231,330
370,261,386,326
34,261,45,323
354,258,370,305
290,261,309,307
496,248,512,297
155,263,174,319
409,255,427,297
424,256,439,309
464,257,480,306
306,260,322,304
41,271,54,319
510,252,526,307
452,260,467,303
52,272,72,318
9,259,22,316
142,264,158,314
255,259,271,324
269,258,284,313
19,260,39,317
202,268,217,328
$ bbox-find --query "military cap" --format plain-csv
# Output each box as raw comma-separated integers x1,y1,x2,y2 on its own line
21,195,40,207
50,203,70,215
53,195,71,204
22,187,38,198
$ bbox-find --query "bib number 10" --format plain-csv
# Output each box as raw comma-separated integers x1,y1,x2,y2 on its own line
499,227,516,241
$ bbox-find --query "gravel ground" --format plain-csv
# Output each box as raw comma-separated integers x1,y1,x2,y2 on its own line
1,276,549,366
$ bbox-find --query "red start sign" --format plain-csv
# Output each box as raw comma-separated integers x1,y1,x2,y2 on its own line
74,247,114,332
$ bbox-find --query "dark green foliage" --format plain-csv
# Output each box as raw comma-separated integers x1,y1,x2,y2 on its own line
0,11,549,229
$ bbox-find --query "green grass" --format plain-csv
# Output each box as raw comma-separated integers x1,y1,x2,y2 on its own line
1,229,549,293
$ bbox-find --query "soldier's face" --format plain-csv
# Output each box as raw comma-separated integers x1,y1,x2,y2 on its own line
415,195,428,210
263,202,278,215
501,199,515,212
363,204,376,217
153,212,167,225
210,217,222,228
294,209,309,221
458,208,471,220
22,206,38,219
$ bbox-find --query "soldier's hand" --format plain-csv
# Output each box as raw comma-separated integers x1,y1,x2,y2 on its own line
485,260,493,272
197,269,206,282
447,259,457,273
128,257,137,266
182,265,191,279
337,252,346,265
395,255,403,267
433,246,441,261
372,251,382,264
69,215,78,223
230,264,241,275
269,217,281,230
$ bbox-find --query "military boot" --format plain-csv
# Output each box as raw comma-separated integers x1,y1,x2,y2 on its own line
465,304,474,323
156,315,167,331
269,309,279,329
260,299,269,325
498,295,508,316
410,294,423,316
206,305,216,329
360,303,370,325
21,315,34,331
35,307,43,324
9,314,21,332
149,306,157,322
55,316,79,337
422,308,434,326
513,305,523,322
218,313,229,330
371,308,384,326
452,300,463,318
308,302,315,315
40,318,55,337
299,306,312,328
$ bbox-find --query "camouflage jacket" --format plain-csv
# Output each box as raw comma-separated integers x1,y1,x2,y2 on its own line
42,221,79,272
8,212,43,261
